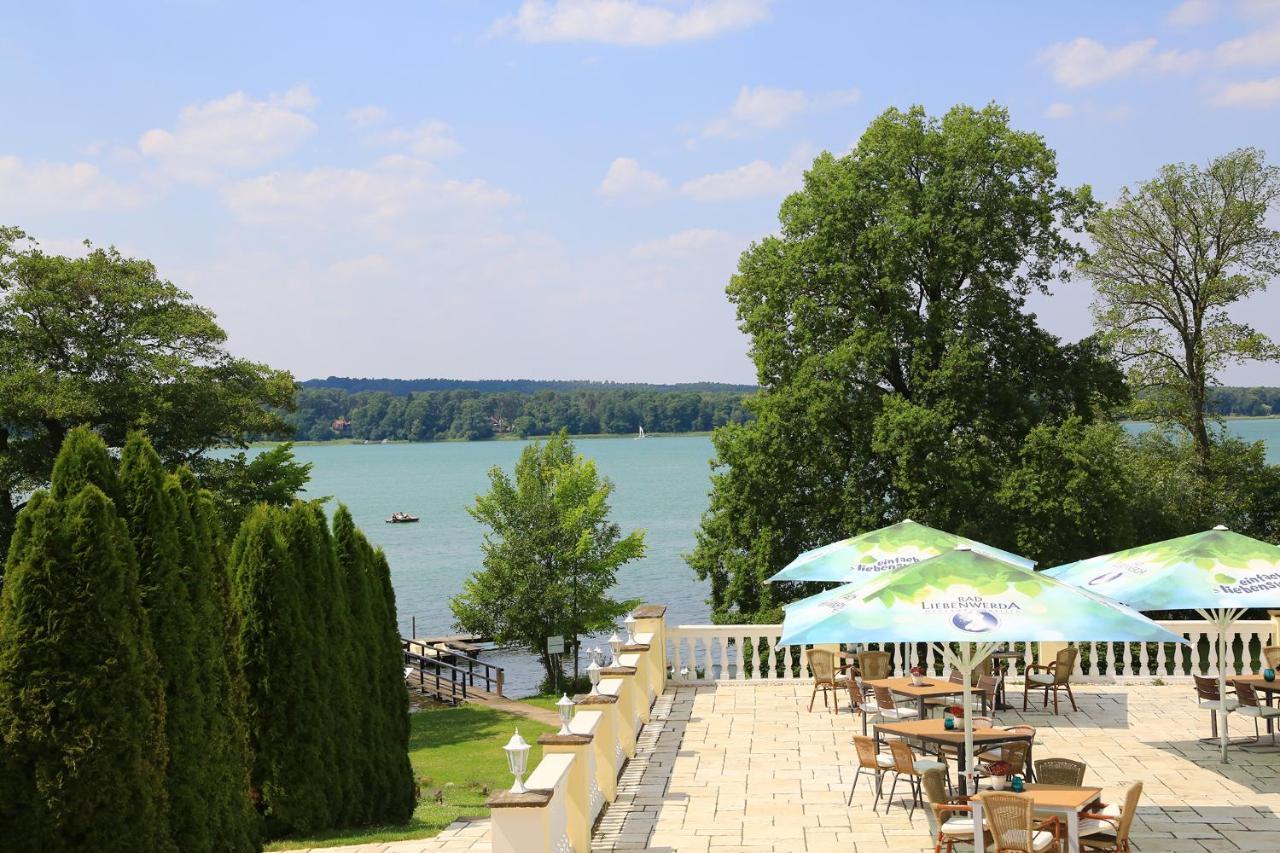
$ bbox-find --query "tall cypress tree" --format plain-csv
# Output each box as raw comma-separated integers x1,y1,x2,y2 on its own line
118,434,207,852
49,425,118,501
171,472,258,852
333,506,378,823
0,483,171,852
367,544,415,821
230,504,330,835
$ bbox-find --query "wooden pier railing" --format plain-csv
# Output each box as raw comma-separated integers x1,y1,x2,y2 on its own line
402,638,504,704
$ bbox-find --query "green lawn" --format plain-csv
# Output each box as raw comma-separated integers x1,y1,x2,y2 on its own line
265,702,557,850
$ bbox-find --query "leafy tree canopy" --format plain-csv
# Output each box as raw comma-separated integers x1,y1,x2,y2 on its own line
452,430,645,688
0,230,299,558
689,103,1127,619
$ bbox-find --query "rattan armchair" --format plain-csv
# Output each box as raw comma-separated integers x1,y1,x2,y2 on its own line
1192,674,1239,743
849,734,894,809
1032,757,1086,786
806,648,853,713
982,792,1060,852
1022,646,1079,714
1079,781,1143,852
1263,645,1280,669
921,768,987,852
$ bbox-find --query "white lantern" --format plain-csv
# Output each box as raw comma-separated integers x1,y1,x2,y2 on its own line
624,613,637,646
608,631,622,664
503,729,531,794
556,693,575,735
587,657,602,694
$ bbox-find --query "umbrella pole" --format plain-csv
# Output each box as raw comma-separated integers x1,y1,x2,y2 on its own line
936,640,997,796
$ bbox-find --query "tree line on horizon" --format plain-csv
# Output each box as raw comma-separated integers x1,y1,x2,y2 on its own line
287,385,753,442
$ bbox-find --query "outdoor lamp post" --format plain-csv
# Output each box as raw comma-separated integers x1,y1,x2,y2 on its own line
624,613,637,646
503,729,531,794
608,631,622,665
587,652,602,694
556,693,575,735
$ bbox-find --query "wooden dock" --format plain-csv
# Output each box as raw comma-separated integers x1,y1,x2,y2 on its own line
402,636,505,706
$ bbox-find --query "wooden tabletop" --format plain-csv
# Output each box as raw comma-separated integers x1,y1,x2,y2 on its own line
1232,674,1280,692
973,784,1102,811
874,718,1030,745
865,676,967,698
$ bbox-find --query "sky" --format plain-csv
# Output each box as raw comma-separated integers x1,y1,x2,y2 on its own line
2,0,1280,385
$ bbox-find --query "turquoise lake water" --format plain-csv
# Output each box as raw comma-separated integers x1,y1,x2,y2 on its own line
269,419,1280,696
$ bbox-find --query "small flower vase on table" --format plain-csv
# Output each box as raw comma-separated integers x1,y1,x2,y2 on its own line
1265,668,1276,683
986,761,1012,792
910,666,924,686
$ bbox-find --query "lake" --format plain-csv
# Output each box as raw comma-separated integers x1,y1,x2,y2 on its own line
273,419,1280,697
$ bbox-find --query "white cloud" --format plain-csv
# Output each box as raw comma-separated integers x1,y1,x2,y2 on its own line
630,228,733,258
597,156,670,195
346,105,388,126
1166,0,1218,25
703,85,859,138
138,86,318,182
1215,24,1280,65
492,0,772,46
1151,47,1204,73
222,156,514,227
1240,0,1280,19
1214,75,1280,106
1038,37,1157,87
366,121,462,159
0,156,143,213
1044,102,1075,119
679,147,809,202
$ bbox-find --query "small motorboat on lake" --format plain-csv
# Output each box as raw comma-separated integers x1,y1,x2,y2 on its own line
386,512,420,524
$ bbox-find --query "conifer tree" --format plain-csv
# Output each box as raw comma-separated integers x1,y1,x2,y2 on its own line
118,434,207,852
367,544,416,821
171,472,258,852
49,424,118,501
0,484,171,852
230,504,330,835
333,506,378,823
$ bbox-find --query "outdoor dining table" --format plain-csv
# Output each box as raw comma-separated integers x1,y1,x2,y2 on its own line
864,675,990,722
872,718,1034,796
1231,674,1280,752
970,784,1102,853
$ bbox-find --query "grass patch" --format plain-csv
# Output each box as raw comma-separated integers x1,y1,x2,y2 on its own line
265,702,557,850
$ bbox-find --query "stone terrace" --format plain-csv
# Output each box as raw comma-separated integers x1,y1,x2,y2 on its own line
591,682,1280,852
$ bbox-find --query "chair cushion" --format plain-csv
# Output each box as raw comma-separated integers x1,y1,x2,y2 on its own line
882,708,919,720
1078,818,1115,838
940,816,975,835
914,758,946,773
1027,672,1055,685
876,754,894,769
1031,830,1057,851
1199,699,1238,710
1239,706,1280,718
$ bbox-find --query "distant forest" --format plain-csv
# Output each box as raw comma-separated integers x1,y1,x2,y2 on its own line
288,379,755,441
280,380,1279,443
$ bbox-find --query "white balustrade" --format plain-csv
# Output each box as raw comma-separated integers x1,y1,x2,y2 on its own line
665,620,1277,683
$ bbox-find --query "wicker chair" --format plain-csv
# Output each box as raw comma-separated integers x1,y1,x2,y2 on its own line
924,669,968,715
849,735,894,809
978,740,1029,782
806,648,853,713
1263,646,1280,669
982,792,1060,852
1234,681,1280,746
858,650,892,681
883,738,947,818
977,726,1035,780
1032,757,1086,786
1192,674,1239,742
1022,647,1079,714
921,768,987,852
1079,781,1143,851
871,684,921,725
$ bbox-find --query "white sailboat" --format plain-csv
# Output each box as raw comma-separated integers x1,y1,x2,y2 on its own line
636,425,646,440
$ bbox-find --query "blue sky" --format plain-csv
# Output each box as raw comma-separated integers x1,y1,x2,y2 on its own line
2,0,1279,384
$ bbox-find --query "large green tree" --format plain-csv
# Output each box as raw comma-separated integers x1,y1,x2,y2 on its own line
1082,148,1280,465
0,442,170,851
452,430,645,688
0,231,298,560
688,104,1127,618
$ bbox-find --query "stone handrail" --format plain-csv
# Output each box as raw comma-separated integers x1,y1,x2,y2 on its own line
666,618,1280,684
487,605,666,853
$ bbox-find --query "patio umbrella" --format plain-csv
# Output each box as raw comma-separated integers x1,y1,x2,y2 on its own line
779,546,1186,793
1045,525,1280,762
766,519,1035,585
